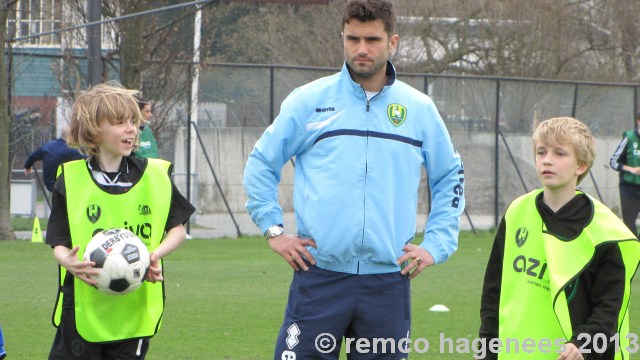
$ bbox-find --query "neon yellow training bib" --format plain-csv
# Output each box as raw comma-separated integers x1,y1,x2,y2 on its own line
52,158,172,343
499,190,639,359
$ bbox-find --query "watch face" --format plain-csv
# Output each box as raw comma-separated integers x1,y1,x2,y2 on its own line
266,226,284,239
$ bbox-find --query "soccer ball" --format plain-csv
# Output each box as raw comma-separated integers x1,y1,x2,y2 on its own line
83,228,150,295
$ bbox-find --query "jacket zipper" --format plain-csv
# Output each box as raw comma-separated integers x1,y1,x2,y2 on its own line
359,88,383,273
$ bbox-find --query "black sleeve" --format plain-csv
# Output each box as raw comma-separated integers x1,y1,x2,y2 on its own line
610,136,628,172
45,174,72,249
477,217,506,360
164,161,195,233
568,243,626,354
164,182,196,232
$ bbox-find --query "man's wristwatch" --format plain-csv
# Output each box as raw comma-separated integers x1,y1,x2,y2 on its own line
264,225,284,240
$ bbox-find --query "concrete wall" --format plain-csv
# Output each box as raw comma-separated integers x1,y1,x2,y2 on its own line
451,131,624,220
173,127,295,215
175,128,625,221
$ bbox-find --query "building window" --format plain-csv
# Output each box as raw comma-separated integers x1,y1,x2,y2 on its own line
10,0,63,46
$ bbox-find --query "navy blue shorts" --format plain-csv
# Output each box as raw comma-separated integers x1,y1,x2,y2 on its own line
48,307,150,360
274,264,411,360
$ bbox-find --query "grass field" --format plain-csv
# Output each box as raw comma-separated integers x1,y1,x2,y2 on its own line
1,231,639,359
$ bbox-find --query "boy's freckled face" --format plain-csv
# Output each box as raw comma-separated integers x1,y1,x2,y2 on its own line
535,140,586,190
96,118,138,157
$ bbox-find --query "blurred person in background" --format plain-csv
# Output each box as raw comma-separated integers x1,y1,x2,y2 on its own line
609,112,640,237
132,97,159,159
24,127,86,192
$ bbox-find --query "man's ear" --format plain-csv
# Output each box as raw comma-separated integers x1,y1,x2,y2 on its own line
389,33,399,51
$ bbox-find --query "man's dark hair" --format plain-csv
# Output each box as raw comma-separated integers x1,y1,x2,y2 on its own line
342,0,396,35
134,94,149,111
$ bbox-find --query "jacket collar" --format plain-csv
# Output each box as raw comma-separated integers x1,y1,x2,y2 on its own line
342,60,397,92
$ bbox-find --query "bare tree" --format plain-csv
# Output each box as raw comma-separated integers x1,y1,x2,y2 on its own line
0,0,18,240
57,0,197,157
599,0,640,82
396,0,640,82
109,0,147,88
202,1,343,66
200,0,640,83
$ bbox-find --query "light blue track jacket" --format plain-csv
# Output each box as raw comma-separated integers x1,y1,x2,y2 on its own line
244,61,465,274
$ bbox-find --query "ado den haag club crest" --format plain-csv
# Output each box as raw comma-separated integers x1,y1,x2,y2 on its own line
387,103,407,127
515,227,528,247
86,204,101,224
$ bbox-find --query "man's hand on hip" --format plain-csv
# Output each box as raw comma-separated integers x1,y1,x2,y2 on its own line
268,234,317,271
397,244,435,279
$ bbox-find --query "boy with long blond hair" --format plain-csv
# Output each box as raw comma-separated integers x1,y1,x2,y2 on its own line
478,117,640,360
46,81,194,359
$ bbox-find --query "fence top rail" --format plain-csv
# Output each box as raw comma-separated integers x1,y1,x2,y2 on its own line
399,72,640,88
10,50,639,88
170,60,340,73
166,60,640,88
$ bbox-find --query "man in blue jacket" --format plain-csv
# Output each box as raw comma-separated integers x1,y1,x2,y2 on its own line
243,1,465,359
24,127,86,192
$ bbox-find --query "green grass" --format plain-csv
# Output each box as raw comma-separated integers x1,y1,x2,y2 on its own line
1,232,639,359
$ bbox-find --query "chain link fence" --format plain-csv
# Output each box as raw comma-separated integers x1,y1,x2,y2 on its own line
10,59,640,229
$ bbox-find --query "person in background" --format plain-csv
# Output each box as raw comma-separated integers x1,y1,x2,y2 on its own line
609,112,640,236
132,97,159,159
243,0,465,358
23,127,86,192
478,117,640,360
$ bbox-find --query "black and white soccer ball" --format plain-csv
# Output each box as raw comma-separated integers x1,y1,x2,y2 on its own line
83,228,150,295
